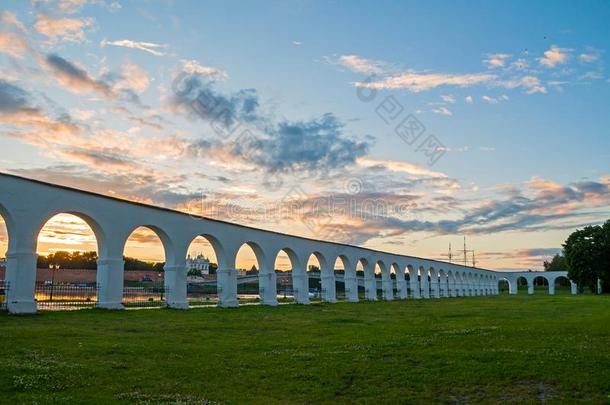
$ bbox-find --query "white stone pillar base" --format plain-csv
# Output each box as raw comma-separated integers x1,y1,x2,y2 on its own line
164,265,189,309
292,273,309,304
6,251,38,314
411,281,421,299
344,276,359,302
259,272,278,306
321,274,337,303
364,277,377,301
396,280,408,299
96,258,125,310
217,268,238,308
382,279,393,301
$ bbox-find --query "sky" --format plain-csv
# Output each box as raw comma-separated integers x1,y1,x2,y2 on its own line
1,0,609,271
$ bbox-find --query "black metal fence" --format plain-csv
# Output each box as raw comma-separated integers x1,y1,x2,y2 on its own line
35,282,97,310
0,280,8,310
122,286,167,308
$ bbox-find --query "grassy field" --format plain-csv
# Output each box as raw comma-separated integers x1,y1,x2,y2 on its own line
0,294,609,404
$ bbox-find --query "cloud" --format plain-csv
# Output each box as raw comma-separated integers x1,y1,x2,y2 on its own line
481,94,509,104
43,54,113,97
579,52,600,63
354,71,496,92
171,73,372,174
432,106,452,116
1,11,27,31
465,95,473,104
114,63,150,93
217,113,369,173
337,54,385,75
484,53,511,69
56,0,88,14
539,45,571,68
500,75,546,94
0,80,81,138
0,31,29,58
172,74,260,129
356,157,447,178
441,94,455,103
100,39,167,56
34,14,94,43
181,59,227,81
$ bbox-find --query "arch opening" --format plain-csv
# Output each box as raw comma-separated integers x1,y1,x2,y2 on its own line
34,213,101,310
533,275,549,294
233,242,262,304
553,275,571,294
274,248,298,303
306,253,323,301
374,262,385,299
122,226,170,308
185,235,221,307
333,256,348,301
516,276,528,294
356,259,368,299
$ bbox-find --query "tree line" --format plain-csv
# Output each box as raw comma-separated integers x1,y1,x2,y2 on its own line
545,219,610,293
37,251,165,272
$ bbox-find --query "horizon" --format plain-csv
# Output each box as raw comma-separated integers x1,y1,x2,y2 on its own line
1,1,609,271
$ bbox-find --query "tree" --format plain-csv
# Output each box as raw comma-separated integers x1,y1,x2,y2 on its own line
563,220,610,293
543,253,567,271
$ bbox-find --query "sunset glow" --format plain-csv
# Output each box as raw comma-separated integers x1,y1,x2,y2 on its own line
1,1,609,270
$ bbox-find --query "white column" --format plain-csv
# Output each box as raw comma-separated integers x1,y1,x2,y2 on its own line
321,273,337,303
364,273,377,301
527,281,534,295
381,273,393,301
259,270,278,306
344,275,359,302
96,257,125,310
6,251,38,314
217,268,238,307
292,270,309,304
164,264,189,309
570,281,577,295
548,282,555,295
421,274,430,299
410,278,421,299
396,275,408,300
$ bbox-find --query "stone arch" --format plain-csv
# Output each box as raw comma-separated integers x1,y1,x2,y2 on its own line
391,262,406,299
438,269,448,297
498,276,511,294
274,247,307,304
428,266,439,298
516,275,528,294
532,274,550,294
307,251,334,302
551,274,571,295
232,241,265,305
32,212,105,309
36,211,108,258
334,255,357,302
376,260,391,300
406,265,419,299
123,224,175,266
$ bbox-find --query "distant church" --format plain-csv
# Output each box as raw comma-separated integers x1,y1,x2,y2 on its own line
186,253,211,275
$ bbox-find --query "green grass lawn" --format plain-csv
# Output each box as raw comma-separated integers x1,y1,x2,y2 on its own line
1,295,609,404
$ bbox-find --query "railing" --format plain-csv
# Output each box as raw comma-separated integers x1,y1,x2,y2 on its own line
122,286,167,308
35,282,98,311
0,280,8,310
